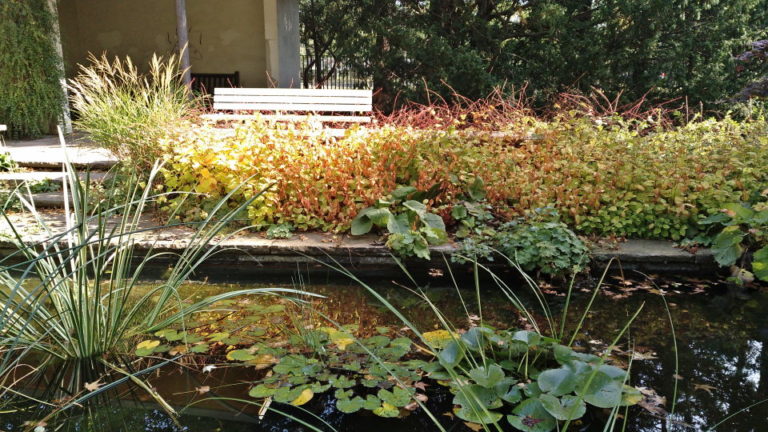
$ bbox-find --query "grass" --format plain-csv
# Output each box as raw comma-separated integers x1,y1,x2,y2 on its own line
0,131,310,419
68,52,197,167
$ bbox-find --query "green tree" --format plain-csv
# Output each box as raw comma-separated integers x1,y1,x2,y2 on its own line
0,0,64,138
300,0,768,111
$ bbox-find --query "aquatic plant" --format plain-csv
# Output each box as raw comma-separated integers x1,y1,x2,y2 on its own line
137,254,643,431
0,133,305,414
697,197,768,283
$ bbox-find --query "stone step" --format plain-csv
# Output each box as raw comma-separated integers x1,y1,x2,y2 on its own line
2,135,118,170
27,191,71,208
0,171,110,185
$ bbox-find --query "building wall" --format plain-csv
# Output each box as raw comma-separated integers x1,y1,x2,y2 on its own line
57,0,268,87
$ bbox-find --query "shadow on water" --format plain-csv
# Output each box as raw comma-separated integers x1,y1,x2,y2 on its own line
3,270,768,431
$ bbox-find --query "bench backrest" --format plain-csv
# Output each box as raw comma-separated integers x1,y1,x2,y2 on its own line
212,88,372,113
192,72,240,96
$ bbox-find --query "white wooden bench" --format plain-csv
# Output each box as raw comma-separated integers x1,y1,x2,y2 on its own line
201,88,372,136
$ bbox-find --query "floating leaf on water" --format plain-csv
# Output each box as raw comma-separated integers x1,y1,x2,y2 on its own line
363,394,381,410
208,332,230,342
84,380,103,392
372,402,399,418
508,398,557,432
621,385,644,405
135,340,161,356
291,388,314,406
247,354,278,370
227,349,257,362
538,367,577,396
378,386,412,407
190,343,210,353
576,371,623,408
336,396,365,413
468,364,505,388
538,394,586,421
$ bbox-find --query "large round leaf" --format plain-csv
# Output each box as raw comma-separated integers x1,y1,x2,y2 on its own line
508,398,557,432
752,245,768,282
468,364,505,388
539,394,586,421
576,371,623,408
537,367,577,396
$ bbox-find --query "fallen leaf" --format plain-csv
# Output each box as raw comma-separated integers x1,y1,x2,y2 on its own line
464,422,484,431
195,386,210,395
673,374,684,381
84,380,103,392
693,383,717,395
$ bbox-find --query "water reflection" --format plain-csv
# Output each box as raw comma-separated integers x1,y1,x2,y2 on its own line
3,277,767,431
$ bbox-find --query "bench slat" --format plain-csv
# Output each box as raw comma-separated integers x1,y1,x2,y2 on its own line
202,114,372,123
213,103,372,112
213,95,371,105
214,88,371,98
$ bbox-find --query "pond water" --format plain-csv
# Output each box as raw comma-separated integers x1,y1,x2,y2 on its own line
3,271,767,431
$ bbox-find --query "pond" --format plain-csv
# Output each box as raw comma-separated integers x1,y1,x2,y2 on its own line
3,271,767,432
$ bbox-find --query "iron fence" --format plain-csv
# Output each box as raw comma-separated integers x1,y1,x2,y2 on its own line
301,54,372,90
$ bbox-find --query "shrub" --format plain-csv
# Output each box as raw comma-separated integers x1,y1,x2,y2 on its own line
69,53,197,167
160,114,768,241
0,0,64,138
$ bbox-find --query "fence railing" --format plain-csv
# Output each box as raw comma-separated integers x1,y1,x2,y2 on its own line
301,54,372,90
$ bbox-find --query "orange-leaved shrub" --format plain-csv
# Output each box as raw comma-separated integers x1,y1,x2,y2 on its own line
160,114,768,239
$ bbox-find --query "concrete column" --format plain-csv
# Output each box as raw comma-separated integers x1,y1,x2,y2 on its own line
263,0,300,87
48,0,73,134
175,0,192,88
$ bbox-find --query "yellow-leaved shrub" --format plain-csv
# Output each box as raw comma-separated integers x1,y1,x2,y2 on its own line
160,115,768,239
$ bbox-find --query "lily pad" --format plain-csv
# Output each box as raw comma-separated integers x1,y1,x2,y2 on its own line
537,367,577,396
539,394,586,421
508,398,557,432
468,364,505,388
337,396,365,413
373,402,400,418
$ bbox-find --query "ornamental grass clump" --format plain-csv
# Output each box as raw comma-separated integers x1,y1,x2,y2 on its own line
69,53,197,167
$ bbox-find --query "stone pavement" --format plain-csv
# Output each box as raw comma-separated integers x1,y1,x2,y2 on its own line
0,209,717,275
1,134,117,169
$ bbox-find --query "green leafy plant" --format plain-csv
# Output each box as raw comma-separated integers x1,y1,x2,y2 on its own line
425,328,641,428
0,151,15,172
266,223,295,239
456,208,589,277
0,136,305,417
351,185,447,259
698,196,768,283
161,114,768,242
0,0,63,138
69,52,198,167
448,177,495,238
